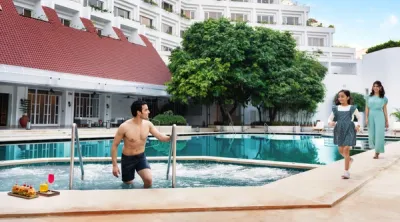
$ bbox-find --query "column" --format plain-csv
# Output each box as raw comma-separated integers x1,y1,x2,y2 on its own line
104,94,112,122
13,86,28,127
62,90,75,127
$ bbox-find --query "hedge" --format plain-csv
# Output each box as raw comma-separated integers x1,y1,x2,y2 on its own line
366,40,400,54
152,111,187,126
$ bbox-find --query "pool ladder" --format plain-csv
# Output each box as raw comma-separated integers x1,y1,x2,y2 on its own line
166,124,177,188
69,123,85,190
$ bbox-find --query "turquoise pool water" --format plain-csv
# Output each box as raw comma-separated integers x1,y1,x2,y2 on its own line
0,134,397,191
0,161,304,191
0,134,395,165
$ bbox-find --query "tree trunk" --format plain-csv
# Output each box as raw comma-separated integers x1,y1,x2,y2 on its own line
269,108,277,123
218,101,238,124
256,105,262,122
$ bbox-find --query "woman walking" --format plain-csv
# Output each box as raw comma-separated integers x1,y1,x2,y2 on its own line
365,80,389,159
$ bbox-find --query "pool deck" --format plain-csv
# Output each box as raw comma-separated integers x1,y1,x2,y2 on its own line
0,127,399,144
0,141,400,221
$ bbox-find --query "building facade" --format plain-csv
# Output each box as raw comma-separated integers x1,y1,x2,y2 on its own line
0,0,364,128
0,0,171,128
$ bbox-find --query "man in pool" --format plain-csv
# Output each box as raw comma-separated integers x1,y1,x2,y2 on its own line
111,100,170,188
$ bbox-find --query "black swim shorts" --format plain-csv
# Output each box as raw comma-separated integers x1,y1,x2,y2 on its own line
121,152,151,182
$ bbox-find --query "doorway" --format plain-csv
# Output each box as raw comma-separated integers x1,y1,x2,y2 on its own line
0,93,9,126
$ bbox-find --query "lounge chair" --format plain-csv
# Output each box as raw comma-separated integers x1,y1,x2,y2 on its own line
392,122,400,135
312,121,325,132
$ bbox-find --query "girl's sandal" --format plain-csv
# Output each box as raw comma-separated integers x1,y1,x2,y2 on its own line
341,172,350,179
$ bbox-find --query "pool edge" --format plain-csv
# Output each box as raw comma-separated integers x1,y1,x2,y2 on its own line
0,156,320,170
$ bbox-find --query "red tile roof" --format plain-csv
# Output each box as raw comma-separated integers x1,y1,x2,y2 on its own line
0,0,171,86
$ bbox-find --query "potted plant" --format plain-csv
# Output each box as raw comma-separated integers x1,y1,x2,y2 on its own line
19,99,31,129
391,109,400,122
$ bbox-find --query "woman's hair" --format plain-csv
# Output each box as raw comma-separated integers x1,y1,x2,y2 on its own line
369,80,385,98
335,89,353,105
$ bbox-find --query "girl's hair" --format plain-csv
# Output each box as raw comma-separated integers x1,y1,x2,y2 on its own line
369,80,385,98
335,89,353,105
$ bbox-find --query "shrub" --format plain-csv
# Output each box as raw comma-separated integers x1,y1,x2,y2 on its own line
366,40,400,54
152,110,187,126
391,109,400,122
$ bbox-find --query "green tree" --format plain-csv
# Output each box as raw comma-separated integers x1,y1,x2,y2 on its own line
166,18,327,124
166,18,271,123
250,28,297,122
254,50,327,122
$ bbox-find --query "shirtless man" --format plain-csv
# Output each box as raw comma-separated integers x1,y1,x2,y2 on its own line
111,100,170,188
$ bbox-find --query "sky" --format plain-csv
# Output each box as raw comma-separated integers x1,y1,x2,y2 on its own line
302,0,400,50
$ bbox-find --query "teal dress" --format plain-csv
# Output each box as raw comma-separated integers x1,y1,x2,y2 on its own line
367,96,388,153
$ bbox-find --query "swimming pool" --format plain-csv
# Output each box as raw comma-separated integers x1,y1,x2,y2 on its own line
0,134,395,165
1,134,398,192
0,161,305,191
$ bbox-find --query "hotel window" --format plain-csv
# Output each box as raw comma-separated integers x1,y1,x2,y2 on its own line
257,15,274,24
162,45,174,52
74,93,100,118
140,16,153,28
162,24,173,34
84,0,104,9
293,36,301,45
60,18,71,27
258,0,274,3
180,30,185,37
204,12,223,20
28,89,61,125
162,1,173,12
231,13,248,22
308,37,325,47
181,9,195,19
96,28,103,36
283,16,300,25
114,7,130,19
15,6,32,17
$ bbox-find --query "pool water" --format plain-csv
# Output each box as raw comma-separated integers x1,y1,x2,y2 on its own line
1,134,396,165
0,162,304,191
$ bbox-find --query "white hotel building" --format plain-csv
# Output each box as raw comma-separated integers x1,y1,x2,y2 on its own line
2,0,385,129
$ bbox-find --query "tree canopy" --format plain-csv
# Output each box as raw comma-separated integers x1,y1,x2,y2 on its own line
166,18,327,124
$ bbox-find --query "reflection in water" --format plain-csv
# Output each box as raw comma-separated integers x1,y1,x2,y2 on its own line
0,134,393,165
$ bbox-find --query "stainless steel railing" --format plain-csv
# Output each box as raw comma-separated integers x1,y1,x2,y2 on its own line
166,124,177,188
69,123,85,190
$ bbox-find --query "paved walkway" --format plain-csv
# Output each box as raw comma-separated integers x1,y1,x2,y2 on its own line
4,157,400,222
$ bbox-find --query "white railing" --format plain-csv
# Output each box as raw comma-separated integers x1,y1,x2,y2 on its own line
166,124,177,188
69,123,85,190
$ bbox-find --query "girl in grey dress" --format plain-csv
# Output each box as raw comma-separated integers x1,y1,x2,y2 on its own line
328,90,361,179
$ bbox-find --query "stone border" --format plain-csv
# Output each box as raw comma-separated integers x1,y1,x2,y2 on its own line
0,156,319,169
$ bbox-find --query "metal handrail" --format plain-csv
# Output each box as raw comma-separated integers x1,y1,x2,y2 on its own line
75,125,84,180
264,122,269,133
229,122,236,135
166,124,177,188
69,123,85,190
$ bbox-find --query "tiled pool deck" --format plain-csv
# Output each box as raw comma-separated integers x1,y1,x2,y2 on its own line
0,128,399,221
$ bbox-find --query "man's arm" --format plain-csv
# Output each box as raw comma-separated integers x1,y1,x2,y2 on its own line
149,122,171,142
111,126,124,169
